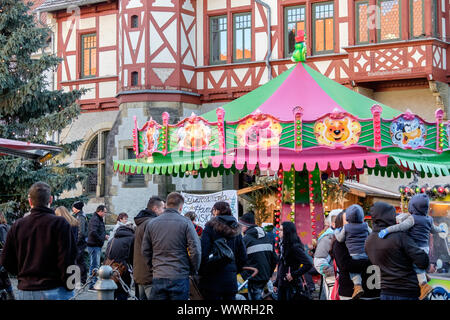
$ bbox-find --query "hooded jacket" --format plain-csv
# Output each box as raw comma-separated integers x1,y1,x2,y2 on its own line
106,225,135,265
365,202,429,298
408,194,434,247
241,226,278,283
314,228,334,276
341,204,370,256
0,206,77,291
133,209,158,284
141,208,201,279
87,212,106,247
199,216,248,295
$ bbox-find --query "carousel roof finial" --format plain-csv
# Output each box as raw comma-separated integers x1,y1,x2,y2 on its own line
291,29,306,63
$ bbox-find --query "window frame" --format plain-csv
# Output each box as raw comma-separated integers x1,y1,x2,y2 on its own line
377,0,402,43
81,130,109,198
131,71,139,86
209,15,228,65
131,15,139,29
284,5,306,58
80,33,97,79
355,1,371,45
312,2,335,55
409,0,425,39
233,12,252,63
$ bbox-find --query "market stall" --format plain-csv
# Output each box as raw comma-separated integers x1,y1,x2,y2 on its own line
114,36,450,246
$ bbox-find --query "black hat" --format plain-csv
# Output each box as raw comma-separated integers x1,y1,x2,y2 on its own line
72,201,84,211
239,212,256,227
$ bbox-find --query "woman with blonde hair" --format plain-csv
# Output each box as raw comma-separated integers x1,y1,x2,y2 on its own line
55,206,79,242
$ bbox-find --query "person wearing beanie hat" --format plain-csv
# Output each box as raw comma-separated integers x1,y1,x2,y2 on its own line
238,211,278,300
72,201,88,284
334,204,372,299
377,193,445,300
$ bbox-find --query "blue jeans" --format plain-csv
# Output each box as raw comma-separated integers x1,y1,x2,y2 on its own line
17,287,74,300
349,253,368,286
380,294,418,300
137,284,152,300
87,246,102,288
149,278,189,300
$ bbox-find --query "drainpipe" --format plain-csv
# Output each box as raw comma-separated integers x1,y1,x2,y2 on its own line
255,0,272,81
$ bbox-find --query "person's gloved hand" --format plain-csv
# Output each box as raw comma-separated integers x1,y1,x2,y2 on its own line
322,264,334,277
438,225,446,233
378,229,389,238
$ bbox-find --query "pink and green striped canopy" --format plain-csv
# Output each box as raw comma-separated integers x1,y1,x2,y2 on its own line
202,63,402,122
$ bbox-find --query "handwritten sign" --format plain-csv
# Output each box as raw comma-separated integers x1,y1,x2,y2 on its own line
181,190,238,228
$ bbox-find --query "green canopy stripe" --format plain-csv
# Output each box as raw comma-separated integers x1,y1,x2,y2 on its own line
302,63,401,119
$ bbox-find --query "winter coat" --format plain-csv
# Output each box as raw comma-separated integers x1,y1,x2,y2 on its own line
313,228,334,276
74,211,88,248
0,206,77,291
342,204,370,256
241,226,278,283
141,208,201,279
87,212,106,247
408,194,434,247
365,202,429,298
0,224,9,247
276,242,313,290
106,225,135,265
133,209,158,285
199,216,248,295
331,240,380,299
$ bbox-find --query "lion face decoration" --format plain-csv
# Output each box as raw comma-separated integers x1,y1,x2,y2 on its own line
176,120,211,151
314,117,361,147
390,116,426,149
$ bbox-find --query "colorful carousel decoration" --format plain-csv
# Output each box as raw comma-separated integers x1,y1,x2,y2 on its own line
114,34,450,245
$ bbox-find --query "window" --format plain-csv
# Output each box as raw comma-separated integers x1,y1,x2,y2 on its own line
410,0,425,38
131,15,139,28
82,130,109,197
210,15,227,64
356,1,370,44
431,0,439,37
285,6,306,57
378,0,401,41
81,33,97,78
131,71,139,86
233,13,252,62
312,2,334,54
126,148,145,185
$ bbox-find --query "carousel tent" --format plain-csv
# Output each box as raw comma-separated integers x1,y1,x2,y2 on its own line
0,138,62,161
114,63,449,178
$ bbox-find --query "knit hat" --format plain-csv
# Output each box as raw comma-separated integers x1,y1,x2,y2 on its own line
72,201,84,211
239,212,256,227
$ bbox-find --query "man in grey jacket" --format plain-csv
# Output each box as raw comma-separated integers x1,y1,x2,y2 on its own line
141,192,201,300
72,201,88,285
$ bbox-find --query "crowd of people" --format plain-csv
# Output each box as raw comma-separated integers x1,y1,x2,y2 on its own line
0,181,445,301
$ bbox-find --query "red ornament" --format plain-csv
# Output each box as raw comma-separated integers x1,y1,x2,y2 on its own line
310,199,314,203
309,174,313,178
438,187,445,193
309,180,313,185
311,218,316,223
312,225,316,229
276,230,280,234
277,193,282,197
310,187,314,191
278,180,283,185
277,187,282,191
312,231,317,236
275,237,279,241
276,224,280,228
276,218,280,222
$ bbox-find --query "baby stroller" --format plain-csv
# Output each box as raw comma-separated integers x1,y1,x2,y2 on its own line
236,267,260,300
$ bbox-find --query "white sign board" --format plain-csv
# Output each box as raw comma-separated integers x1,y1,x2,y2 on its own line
181,190,239,228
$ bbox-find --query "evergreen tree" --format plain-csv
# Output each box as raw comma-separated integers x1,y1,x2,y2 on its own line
0,0,90,221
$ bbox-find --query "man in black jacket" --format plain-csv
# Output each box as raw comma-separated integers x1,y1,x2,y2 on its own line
72,201,88,285
365,202,429,300
239,212,278,300
133,196,165,300
87,205,109,290
0,182,77,300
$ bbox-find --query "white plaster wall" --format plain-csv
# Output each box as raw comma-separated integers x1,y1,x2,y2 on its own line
99,50,117,77
207,0,227,10
99,14,117,47
255,32,268,61
79,17,96,30
231,0,251,7
339,0,348,17
79,83,96,100
99,81,117,98
196,0,204,67
339,22,349,53
62,20,76,52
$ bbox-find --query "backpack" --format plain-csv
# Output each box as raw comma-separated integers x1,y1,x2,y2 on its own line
207,237,235,268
